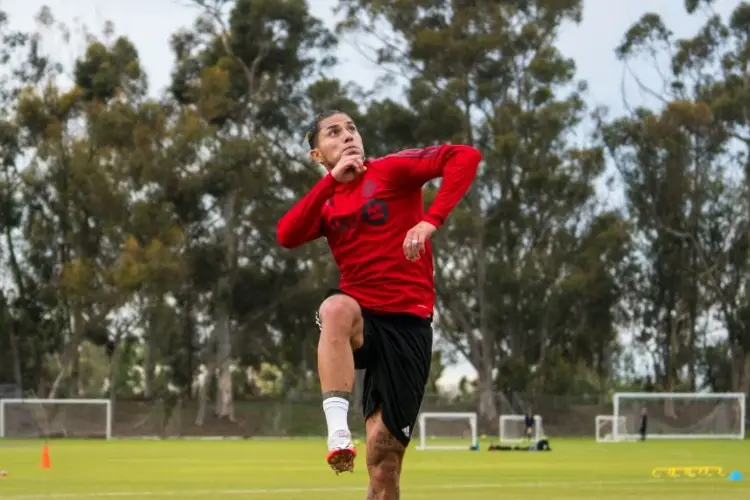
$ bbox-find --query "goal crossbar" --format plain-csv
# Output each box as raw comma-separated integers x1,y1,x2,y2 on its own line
614,392,746,399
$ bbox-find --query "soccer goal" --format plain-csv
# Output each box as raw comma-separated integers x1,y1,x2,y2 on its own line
499,414,544,444
0,399,112,439
416,412,478,450
595,415,630,442
612,392,746,441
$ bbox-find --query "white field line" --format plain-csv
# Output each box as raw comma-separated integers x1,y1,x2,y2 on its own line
1,479,733,499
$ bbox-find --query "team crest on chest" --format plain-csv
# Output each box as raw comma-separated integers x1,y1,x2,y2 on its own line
361,199,388,225
326,178,388,232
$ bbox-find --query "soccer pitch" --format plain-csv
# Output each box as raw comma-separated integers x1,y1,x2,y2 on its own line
0,439,748,499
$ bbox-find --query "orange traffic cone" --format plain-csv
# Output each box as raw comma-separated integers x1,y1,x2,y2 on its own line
40,444,51,469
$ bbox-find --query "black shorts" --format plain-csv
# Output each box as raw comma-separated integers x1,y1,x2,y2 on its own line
320,289,433,447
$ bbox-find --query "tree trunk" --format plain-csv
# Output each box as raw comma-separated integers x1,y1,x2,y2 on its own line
731,351,750,394
663,307,680,418
48,308,84,399
214,190,236,421
477,367,497,431
214,328,234,420
143,331,156,399
195,362,213,425
9,330,22,388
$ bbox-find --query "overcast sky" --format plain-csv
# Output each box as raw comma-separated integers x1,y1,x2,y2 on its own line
0,0,741,389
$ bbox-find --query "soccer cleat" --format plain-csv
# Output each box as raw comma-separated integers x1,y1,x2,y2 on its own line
326,430,357,474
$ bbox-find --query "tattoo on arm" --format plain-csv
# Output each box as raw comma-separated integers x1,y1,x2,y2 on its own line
322,390,351,401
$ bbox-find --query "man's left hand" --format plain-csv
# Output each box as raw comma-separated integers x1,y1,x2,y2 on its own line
403,221,437,262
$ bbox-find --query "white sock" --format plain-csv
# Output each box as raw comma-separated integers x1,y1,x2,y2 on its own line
323,397,350,438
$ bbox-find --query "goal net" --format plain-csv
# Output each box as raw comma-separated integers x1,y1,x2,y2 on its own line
416,412,478,450
613,392,746,440
499,414,544,444
0,399,112,439
595,415,629,442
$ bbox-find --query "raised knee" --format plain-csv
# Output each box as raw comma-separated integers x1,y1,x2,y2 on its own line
318,295,361,334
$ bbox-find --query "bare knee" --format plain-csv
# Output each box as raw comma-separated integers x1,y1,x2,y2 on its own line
318,295,363,346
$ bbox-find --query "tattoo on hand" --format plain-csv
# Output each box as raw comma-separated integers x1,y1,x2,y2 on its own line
322,390,351,401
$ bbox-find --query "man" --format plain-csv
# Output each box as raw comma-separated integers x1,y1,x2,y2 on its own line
524,410,535,440
276,110,481,497
639,407,647,441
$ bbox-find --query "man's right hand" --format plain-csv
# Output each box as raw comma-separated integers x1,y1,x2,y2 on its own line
330,153,366,183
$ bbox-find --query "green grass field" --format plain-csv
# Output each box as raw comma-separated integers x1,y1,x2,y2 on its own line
0,438,748,499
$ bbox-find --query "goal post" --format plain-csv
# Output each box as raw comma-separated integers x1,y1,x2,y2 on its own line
612,392,746,441
0,399,112,439
595,415,629,442
416,412,478,450
499,414,543,444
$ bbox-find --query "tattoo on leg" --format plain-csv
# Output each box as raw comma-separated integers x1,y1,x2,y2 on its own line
374,430,403,450
366,429,404,499
322,390,350,401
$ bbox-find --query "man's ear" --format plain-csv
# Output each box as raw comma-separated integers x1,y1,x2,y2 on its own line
309,149,322,164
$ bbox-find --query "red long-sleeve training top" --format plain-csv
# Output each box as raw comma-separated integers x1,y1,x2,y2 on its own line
276,144,482,318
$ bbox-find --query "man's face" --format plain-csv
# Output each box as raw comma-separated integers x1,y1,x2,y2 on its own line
311,113,365,169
